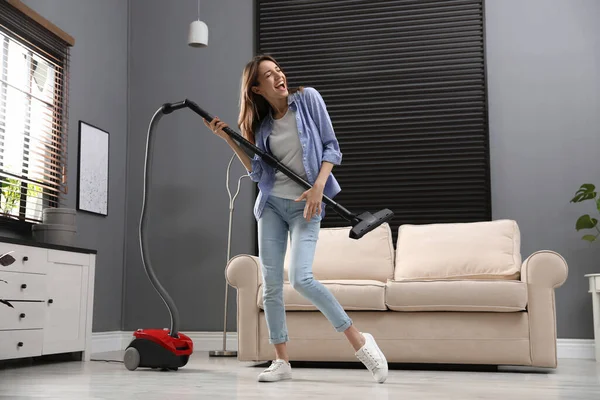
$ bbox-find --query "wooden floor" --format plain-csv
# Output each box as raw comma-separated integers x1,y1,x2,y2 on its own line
0,351,599,399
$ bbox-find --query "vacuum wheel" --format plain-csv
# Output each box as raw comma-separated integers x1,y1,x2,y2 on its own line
124,347,141,371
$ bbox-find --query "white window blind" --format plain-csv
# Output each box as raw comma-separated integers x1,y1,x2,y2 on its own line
0,1,71,224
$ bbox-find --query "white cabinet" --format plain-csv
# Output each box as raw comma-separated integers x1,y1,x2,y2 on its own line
0,239,95,362
43,259,89,355
586,273,600,362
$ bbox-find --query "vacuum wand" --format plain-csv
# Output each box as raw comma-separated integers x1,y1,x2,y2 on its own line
162,99,394,239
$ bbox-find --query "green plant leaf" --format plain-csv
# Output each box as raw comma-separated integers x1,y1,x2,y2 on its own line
582,234,597,242
571,183,597,203
1,178,21,215
576,214,598,230
597,198,600,213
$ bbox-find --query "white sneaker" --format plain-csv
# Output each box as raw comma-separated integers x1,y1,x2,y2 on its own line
258,359,292,382
355,332,388,383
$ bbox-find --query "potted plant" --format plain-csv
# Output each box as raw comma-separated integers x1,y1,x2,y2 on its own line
1,177,22,217
0,251,15,308
570,183,600,243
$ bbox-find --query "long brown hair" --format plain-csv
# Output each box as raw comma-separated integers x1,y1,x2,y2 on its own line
238,54,301,143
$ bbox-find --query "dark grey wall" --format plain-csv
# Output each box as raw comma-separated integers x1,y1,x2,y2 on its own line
12,0,598,341
485,0,600,339
123,0,255,332
16,0,129,332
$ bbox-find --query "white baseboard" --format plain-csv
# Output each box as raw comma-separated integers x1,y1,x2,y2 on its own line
91,331,128,354
92,331,595,360
556,339,596,359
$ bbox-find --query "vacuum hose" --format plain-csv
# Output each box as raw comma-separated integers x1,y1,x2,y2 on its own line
139,107,180,338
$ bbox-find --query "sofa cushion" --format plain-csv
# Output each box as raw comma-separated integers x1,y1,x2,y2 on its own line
283,223,394,282
394,219,521,281
385,280,527,312
257,280,387,311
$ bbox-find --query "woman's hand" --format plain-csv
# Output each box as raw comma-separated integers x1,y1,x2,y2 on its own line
295,183,324,221
204,117,254,173
203,117,230,142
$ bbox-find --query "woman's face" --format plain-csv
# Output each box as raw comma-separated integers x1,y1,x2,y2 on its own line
252,60,288,102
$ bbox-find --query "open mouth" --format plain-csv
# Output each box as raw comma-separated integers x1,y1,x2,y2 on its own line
275,79,286,91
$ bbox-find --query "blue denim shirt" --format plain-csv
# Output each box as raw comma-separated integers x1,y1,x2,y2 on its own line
248,87,342,220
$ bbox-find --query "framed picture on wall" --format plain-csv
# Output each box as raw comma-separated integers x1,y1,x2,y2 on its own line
77,121,109,216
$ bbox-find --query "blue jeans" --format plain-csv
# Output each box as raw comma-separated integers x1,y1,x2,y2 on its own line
258,195,353,344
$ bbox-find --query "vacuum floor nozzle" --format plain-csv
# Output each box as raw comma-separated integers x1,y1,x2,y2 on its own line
350,208,394,239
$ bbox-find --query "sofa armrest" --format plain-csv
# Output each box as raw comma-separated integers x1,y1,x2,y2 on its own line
226,254,262,289
520,250,568,368
225,254,262,361
521,250,568,288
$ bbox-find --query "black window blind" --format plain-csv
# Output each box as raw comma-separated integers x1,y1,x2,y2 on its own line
256,0,491,243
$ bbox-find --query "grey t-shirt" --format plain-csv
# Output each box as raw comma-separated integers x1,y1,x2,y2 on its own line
268,109,308,200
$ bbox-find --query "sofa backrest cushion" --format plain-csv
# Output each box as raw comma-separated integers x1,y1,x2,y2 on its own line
284,222,395,282
394,219,521,281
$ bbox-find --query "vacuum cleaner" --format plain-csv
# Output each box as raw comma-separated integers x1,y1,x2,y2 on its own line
123,104,195,372
163,99,394,239
123,99,394,372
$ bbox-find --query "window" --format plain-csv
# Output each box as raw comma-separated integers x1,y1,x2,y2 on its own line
0,0,73,225
256,0,490,243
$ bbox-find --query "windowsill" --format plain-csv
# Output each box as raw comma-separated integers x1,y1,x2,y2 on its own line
0,216,34,236
0,216,96,254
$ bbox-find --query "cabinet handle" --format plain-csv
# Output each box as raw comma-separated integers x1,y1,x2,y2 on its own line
48,299,54,304
21,284,27,289
19,313,26,319
17,342,23,347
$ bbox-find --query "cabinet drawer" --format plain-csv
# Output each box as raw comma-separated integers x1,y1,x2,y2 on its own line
0,301,46,330
0,329,43,359
48,249,89,266
0,242,48,274
0,271,46,301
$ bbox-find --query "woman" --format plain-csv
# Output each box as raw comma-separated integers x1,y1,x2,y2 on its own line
204,54,388,383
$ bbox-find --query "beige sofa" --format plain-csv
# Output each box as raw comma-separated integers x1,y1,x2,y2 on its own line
226,219,568,368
